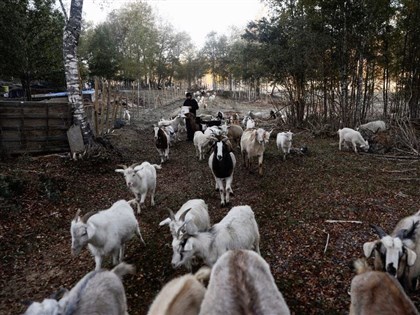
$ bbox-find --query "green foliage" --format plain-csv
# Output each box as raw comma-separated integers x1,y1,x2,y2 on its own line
83,23,121,79
0,0,65,92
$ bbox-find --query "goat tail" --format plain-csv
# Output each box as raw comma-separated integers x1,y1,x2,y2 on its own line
194,267,211,284
152,164,162,170
353,258,371,275
112,262,136,279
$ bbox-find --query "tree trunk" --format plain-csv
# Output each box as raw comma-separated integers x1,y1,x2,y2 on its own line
354,51,364,126
21,72,32,101
63,0,95,147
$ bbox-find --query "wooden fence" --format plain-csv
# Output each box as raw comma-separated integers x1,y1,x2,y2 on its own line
0,101,72,155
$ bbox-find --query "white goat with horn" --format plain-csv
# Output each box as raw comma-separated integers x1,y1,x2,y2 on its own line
71,200,145,270
171,205,260,268
159,199,211,270
115,162,161,214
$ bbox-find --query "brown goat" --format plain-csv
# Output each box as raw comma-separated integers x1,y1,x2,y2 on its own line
349,259,419,315
147,267,210,315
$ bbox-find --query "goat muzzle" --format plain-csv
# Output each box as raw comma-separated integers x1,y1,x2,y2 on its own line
386,263,397,277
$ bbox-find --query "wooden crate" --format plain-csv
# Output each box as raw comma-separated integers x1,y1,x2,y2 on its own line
0,101,72,154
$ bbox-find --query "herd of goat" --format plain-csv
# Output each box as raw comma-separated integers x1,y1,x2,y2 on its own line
23,105,420,314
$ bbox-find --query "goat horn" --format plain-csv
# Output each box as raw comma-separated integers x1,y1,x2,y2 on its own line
81,211,98,223
370,224,387,238
179,208,192,222
402,220,419,240
396,229,407,240
130,162,140,169
176,220,188,239
74,209,81,221
117,164,128,169
167,208,175,221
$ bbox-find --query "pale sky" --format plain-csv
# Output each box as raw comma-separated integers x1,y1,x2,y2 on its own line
82,0,268,48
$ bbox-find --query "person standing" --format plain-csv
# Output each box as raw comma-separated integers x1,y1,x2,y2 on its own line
183,92,199,141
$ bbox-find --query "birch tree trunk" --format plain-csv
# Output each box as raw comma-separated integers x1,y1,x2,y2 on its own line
63,0,95,148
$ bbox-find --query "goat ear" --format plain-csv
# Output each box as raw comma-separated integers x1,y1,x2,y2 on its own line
159,218,171,226
87,222,96,239
363,241,377,258
115,169,125,173
406,248,417,266
185,221,199,236
184,240,193,251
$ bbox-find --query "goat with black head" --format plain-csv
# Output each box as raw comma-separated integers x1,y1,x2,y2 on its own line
363,211,420,291
153,126,170,163
208,136,236,207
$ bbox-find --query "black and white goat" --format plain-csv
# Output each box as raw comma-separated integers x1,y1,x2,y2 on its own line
153,126,170,163
363,211,420,291
208,137,236,207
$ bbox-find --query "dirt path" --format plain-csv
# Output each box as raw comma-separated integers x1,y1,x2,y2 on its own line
1,97,420,314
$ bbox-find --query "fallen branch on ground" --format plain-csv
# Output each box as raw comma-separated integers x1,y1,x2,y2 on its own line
323,231,330,254
325,220,363,224
383,168,416,173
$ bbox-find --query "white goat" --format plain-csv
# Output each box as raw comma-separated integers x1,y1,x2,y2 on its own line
209,137,236,207
246,118,256,129
147,267,211,315
193,131,216,161
357,120,386,133
25,263,135,315
199,114,215,121
248,110,264,120
171,205,260,268
123,109,131,125
241,128,272,176
71,200,144,271
115,162,161,213
158,115,184,141
208,94,216,102
338,128,369,154
199,250,291,315
159,199,211,270
363,210,420,291
276,131,293,160
204,126,224,138
349,259,418,315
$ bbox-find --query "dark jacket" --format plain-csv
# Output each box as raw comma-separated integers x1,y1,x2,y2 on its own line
183,98,199,116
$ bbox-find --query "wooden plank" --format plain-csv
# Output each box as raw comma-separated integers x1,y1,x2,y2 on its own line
1,135,68,142
0,125,69,131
